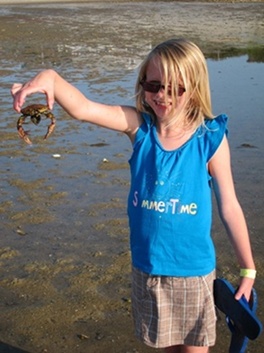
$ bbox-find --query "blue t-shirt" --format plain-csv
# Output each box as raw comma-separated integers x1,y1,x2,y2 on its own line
127,113,228,276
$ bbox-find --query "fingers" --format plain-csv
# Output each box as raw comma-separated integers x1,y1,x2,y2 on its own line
11,83,23,96
235,277,254,301
11,83,25,112
45,92,54,111
11,81,41,112
11,71,55,112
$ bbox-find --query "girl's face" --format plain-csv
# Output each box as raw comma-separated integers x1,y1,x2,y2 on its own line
144,56,186,125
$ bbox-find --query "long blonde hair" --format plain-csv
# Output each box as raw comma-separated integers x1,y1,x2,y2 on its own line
135,38,214,129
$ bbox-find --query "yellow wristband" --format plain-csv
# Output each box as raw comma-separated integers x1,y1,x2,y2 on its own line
240,268,257,279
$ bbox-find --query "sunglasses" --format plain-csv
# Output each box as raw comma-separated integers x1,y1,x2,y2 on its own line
140,80,185,96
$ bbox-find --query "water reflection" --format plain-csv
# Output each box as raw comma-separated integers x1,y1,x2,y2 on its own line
208,46,264,62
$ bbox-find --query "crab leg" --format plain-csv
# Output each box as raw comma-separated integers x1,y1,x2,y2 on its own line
44,112,56,140
17,116,32,145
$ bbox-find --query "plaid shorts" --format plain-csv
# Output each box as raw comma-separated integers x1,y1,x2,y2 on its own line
131,267,216,348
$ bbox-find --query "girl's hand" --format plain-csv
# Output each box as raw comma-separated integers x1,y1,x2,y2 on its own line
11,70,56,112
235,276,255,302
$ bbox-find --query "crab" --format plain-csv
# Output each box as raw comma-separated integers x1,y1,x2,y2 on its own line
17,104,56,145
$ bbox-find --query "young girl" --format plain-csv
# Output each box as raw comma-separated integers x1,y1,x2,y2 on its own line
11,38,256,353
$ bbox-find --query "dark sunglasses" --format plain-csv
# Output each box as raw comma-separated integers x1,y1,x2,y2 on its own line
140,81,185,96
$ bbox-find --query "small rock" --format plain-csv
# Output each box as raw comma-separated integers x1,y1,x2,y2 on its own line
77,333,89,340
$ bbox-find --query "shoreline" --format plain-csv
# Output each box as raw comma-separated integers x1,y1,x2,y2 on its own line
1,0,264,5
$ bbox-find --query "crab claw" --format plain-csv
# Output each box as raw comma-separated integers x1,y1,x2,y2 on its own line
18,128,32,145
23,136,33,145
44,119,56,140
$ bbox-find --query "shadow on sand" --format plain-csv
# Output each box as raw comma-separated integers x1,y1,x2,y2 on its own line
0,342,32,353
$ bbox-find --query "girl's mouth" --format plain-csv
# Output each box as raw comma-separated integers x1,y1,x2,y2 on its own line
154,99,171,108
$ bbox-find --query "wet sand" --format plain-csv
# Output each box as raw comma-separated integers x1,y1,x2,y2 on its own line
0,2,264,353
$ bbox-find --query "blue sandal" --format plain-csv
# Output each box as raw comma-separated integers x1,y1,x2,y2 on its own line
214,278,262,353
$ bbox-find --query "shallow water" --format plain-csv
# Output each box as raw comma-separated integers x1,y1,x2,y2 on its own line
0,2,264,353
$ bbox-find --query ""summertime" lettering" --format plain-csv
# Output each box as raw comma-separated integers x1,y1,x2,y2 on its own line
132,191,197,215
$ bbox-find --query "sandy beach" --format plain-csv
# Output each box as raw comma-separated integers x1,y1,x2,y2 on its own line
0,1,264,353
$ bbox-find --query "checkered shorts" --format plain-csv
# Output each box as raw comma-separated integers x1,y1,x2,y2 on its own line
131,267,216,348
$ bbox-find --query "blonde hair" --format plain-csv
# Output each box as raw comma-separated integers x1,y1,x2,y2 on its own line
135,38,214,129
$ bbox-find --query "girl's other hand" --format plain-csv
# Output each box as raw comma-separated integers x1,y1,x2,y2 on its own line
235,276,255,302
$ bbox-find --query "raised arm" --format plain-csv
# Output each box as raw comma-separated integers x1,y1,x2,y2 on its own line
208,135,256,301
11,69,142,141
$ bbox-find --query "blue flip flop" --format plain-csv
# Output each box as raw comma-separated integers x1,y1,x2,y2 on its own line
214,278,262,352
226,287,258,353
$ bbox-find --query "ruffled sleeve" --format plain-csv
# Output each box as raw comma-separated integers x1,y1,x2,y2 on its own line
200,114,228,162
